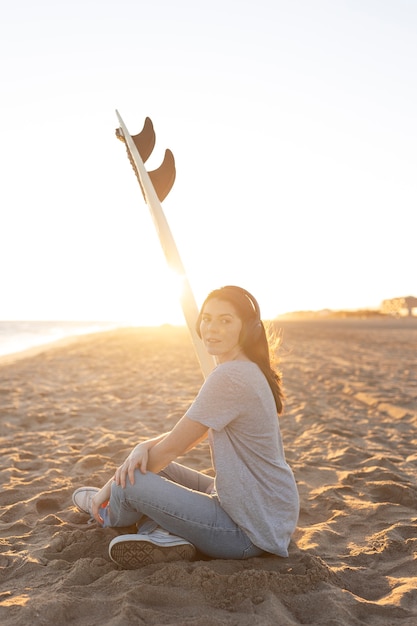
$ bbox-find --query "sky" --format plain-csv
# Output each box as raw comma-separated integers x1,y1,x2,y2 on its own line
1,0,416,325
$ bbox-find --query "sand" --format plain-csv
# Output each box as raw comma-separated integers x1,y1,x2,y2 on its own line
1,318,417,625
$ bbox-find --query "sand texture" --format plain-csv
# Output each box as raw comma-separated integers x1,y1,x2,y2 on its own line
1,318,417,625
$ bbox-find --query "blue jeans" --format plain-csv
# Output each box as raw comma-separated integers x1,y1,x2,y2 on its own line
102,462,264,560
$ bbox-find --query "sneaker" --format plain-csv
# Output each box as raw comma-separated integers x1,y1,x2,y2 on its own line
108,528,196,569
72,486,99,516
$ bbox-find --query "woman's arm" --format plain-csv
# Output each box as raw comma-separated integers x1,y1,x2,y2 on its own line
115,416,208,488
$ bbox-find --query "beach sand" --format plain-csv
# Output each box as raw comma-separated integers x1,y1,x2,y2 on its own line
1,318,417,625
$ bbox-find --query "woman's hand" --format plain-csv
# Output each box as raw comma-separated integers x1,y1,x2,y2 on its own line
91,479,112,525
114,442,150,488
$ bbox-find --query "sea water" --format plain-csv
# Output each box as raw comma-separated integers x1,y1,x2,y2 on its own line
0,321,120,358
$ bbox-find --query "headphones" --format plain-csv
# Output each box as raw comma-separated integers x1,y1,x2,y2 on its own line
221,286,261,320
225,286,263,343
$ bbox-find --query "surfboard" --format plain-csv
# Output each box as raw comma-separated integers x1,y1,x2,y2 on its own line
115,110,215,379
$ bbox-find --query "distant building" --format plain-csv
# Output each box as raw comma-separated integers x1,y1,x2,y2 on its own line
381,296,417,317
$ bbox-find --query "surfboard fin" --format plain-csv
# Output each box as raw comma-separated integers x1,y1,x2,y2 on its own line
148,149,176,202
116,116,155,164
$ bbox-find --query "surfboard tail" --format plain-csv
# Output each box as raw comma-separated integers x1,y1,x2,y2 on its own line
115,111,215,378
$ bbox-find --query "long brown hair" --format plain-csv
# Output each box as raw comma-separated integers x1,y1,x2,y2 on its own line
196,286,284,414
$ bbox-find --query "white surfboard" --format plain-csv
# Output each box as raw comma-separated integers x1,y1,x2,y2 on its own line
115,110,215,379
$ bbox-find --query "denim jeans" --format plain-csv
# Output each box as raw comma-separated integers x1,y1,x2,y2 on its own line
102,462,264,560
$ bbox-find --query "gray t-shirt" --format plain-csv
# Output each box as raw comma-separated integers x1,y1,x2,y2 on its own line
185,360,299,557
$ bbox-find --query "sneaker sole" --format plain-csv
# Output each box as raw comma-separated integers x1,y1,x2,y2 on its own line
109,536,196,569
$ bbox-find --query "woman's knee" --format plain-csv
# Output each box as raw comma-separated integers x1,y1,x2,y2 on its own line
121,470,161,501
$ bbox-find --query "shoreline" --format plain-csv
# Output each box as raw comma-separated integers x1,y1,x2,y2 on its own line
0,329,120,367
0,324,187,367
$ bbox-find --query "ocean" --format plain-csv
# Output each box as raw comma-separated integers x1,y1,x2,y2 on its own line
0,321,120,359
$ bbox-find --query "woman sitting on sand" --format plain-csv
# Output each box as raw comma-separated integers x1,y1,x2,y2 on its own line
72,286,299,568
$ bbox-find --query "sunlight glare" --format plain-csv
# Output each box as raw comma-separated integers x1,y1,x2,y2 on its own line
124,267,186,326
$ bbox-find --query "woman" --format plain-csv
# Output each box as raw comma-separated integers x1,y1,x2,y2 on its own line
72,286,299,568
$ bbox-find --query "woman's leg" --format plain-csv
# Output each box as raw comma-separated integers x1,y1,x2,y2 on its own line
98,462,211,528
105,466,263,560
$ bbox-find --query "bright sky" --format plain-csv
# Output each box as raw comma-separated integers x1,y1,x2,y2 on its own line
1,0,416,324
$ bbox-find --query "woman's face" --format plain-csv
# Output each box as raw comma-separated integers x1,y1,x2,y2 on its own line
199,298,245,363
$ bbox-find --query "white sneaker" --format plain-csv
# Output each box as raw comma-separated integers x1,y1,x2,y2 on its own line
72,486,99,516
108,528,196,569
